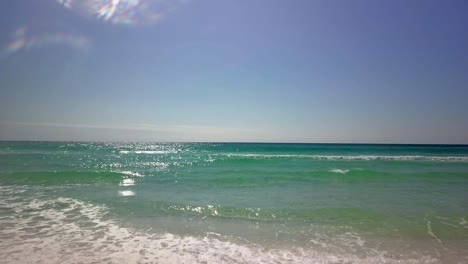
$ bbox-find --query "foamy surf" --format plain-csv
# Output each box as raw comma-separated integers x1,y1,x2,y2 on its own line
0,187,439,264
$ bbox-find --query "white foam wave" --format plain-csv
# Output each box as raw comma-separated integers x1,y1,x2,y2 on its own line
119,150,177,155
139,162,170,170
119,190,135,196
223,153,468,162
119,178,135,186
424,217,442,243
329,169,350,174
135,150,175,154
119,171,143,177
0,186,439,264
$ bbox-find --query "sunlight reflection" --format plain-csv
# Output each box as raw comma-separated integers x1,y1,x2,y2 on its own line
57,0,169,25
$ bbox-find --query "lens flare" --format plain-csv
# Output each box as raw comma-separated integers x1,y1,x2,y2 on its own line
3,27,90,56
6,27,27,54
57,0,175,25
96,0,120,21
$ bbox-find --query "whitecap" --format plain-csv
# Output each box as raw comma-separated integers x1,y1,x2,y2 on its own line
119,150,176,155
119,178,135,186
135,150,175,154
222,153,468,162
119,171,143,177
119,190,135,196
329,169,350,174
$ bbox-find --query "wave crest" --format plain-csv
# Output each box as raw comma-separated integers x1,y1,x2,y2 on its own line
222,153,468,162
0,186,439,264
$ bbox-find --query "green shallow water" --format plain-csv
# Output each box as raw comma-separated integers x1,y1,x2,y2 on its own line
1,142,468,263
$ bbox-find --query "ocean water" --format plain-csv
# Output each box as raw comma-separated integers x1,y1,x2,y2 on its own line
0,142,467,263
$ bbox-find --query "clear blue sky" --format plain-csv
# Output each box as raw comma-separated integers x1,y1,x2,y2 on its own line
0,0,467,143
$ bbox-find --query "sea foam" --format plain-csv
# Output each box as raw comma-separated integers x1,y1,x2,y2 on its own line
223,153,468,162
329,169,350,174
0,185,440,264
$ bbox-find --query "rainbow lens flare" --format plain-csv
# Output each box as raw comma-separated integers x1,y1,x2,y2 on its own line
3,27,90,56
57,0,174,25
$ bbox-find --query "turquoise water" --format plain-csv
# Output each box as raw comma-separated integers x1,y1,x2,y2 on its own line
1,142,468,263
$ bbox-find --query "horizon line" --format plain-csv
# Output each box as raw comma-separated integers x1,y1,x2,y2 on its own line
1,140,467,146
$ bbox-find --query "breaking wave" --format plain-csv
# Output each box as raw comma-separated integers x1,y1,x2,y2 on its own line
222,153,468,162
0,185,439,264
